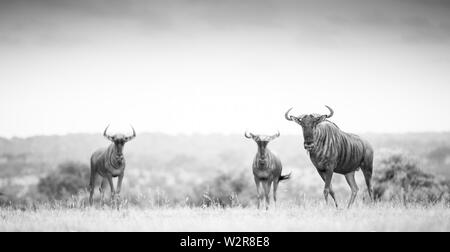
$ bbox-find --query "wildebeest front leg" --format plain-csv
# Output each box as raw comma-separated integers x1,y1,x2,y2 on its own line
116,172,124,199
322,170,334,206
272,180,279,207
99,178,107,204
345,171,359,208
318,170,338,208
106,174,116,201
254,177,262,209
262,181,272,210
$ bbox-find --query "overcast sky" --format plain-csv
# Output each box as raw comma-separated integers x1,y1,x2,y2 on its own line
1,0,450,137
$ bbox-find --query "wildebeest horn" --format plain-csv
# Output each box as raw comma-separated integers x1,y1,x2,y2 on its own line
324,105,334,118
285,108,295,121
125,125,136,142
244,131,254,139
103,124,114,141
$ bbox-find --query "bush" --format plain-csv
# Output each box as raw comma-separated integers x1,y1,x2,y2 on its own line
37,161,90,200
193,171,253,208
427,146,450,164
373,153,450,204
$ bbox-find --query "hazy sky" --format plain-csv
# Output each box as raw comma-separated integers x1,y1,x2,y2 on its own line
1,0,450,137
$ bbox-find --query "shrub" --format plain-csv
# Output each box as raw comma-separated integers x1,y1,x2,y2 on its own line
193,171,253,208
373,153,450,204
37,161,90,200
427,146,450,165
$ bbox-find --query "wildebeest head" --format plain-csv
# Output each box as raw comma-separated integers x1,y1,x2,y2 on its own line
103,125,136,160
285,106,334,150
245,131,280,161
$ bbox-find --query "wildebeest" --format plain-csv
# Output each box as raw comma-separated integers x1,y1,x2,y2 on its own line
245,131,291,209
285,106,374,208
89,125,136,205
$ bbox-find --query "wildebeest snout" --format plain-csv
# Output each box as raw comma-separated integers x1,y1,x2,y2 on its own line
258,158,267,166
304,141,315,150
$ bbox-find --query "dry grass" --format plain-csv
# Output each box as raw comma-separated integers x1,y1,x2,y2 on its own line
1,200,449,232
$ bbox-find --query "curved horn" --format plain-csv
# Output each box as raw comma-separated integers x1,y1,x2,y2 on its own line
244,131,254,139
125,125,136,142
103,124,114,141
324,105,334,118
285,107,295,121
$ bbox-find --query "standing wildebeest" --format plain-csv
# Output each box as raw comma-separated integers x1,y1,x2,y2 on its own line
245,131,291,209
285,106,374,208
89,125,136,205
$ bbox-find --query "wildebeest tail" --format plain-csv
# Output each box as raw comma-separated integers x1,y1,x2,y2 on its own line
279,172,291,181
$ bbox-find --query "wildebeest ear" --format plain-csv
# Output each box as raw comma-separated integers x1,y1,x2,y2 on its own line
315,115,327,123
270,131,280,140
294,117,302,124
244,131,254,139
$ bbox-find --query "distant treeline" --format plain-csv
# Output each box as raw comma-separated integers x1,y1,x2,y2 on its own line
1,133,450,207
1,132,450,177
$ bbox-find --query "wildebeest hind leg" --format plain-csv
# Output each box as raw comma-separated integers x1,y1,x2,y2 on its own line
89,172,98,206
345,171,359,208
361,163,374,202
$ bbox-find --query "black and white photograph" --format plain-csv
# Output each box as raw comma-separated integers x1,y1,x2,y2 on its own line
1,0,450,235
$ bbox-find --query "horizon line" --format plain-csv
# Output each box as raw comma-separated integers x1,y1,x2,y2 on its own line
1,130,450,140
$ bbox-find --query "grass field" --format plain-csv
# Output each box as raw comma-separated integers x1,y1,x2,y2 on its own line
1,201,449,232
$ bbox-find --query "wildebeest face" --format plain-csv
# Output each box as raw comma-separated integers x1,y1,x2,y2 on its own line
111,134,127,158
285,106,334,150
253,136,270,159
298,115,326,150
245,132,280,160
103,124,136,160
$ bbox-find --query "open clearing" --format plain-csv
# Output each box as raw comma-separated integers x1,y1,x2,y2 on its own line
1,202,449,232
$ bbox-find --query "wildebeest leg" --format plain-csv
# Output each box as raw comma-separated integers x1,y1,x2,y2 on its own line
116,172,124,199
89,172,98,206
254,177,262,209
272,179,279,208
345,171,359,208
262,181,272,210
322,170,335,207
361,164,374,202
106,174,116,201
318,171,339,208
99,177,107,205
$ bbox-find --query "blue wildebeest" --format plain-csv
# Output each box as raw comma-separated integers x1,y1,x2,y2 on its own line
245,131,291,209
285,106,374,208
89,125,136,205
